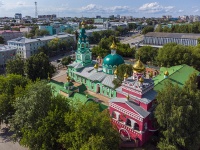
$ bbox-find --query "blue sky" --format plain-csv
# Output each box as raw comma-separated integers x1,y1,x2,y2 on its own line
0,0,200,18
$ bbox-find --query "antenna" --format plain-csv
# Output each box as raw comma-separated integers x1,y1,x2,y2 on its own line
35,2,38,18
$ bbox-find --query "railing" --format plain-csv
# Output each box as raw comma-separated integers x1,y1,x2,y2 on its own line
112,119,142,135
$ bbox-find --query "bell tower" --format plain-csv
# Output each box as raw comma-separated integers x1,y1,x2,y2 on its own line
75,21,92,66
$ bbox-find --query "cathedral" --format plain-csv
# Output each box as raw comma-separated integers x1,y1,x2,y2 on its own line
67,21,157,147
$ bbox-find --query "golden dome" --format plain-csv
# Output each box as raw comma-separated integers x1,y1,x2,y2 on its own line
67,76,70,81
110,40,117,49
126,94,130,100
81,21,86,26
139,77,144,83
133,60,145,73
97,56,101,59
164,71,169,76
124,72,128,78
149,71,153,78
94,63,99,69
114,69,118,75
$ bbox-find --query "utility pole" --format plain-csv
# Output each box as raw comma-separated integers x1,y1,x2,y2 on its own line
35,2,38,18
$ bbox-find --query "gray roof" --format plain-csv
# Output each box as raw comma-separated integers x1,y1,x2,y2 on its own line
7,34,75,44
0,44,17,52
109,97,150,118
70,62,115,88
145,32,200,39
115,86,156,104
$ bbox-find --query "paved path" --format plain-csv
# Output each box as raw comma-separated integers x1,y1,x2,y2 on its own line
0,125,28,150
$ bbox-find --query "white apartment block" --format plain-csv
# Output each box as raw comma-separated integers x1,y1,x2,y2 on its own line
7,34,75,59
0,44,17,68
142,32,199,47
0,30,23,44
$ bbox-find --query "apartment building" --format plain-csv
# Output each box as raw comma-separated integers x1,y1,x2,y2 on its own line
7,34,75,59
0,44,17,68
0,30,23,44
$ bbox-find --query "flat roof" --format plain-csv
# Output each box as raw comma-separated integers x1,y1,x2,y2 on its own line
145,32,200,39
0,44,17,52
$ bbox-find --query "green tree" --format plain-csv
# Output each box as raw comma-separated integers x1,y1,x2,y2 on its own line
155,73,200,150
6,56,25,76
135,46,158,64
58,102,120,150
61,56,72,66
142,26,154,34
128,23,137,31
0,36,5,44
0,74,29,124
25,52,55,81
18,94,70,150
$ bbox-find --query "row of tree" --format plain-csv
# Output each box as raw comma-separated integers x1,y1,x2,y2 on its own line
0,75,120,150
135,43,200,71
92,36,135,57
38,37,75,57
6,52,55,81
155,22,200,33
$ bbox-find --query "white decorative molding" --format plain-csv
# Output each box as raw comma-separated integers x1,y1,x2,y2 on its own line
110,103,143,121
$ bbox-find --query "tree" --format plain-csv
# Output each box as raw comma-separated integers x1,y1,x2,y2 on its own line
6,56,25,76
155,73,200,150
10,81,52,139
58,102,120,150
128,23,137,31
0,74,29,124
61,56,72,66
0,36,5,44
135,46,158,65
25,52,55,81
142,26,154,34
17,94,70,150
155,24,163,32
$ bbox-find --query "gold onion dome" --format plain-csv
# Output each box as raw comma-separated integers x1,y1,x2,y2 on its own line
110,40,117,49
149,71,153,78
139,77,144,83
97,56,101,59
94,63,99,69
67,76,70,81
114,69,118,75
124,72,128,78
164,70,169,76
133,60,145,73
81,20,86,26
126,94,130,100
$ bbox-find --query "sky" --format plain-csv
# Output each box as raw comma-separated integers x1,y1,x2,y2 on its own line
0,0,200,18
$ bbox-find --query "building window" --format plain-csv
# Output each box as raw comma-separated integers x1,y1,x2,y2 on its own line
134,123,139,131
126,119,131,127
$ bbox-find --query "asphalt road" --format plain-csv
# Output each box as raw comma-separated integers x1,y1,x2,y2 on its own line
120,34,144,48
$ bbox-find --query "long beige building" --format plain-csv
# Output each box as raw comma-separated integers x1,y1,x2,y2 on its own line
142,32,200,47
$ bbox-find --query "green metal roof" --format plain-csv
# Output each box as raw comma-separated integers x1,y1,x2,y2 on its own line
64,82,74,87
103,54,124,67
153,64,200,91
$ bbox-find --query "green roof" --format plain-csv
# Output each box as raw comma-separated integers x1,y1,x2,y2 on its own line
153,64,200,91
64,82,74,87
103,54,124,67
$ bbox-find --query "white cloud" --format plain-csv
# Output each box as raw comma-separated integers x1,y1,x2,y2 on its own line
194,9,199,12
79,4,132,14
178,9,184,13
0,1,4,6
138,2,174,13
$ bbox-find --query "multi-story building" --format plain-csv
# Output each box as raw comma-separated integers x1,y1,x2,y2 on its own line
103,21,128,30
38,14,57,19
7,34,75,59
15,13,22,19
0,30,23,44
141,32,200,47
0,44,17,68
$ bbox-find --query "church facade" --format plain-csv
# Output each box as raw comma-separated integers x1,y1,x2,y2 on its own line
67,21,125,98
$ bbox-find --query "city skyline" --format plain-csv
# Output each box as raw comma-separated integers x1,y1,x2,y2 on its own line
0,0,200,18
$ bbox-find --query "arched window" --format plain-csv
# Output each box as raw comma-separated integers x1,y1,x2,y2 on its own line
112,111,116,119
134,123,139,131
81,43,84,48
126,119,131,127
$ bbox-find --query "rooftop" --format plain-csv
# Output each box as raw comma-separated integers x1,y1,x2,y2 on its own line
153,64,200,91
145,32,200,39
0,44,17,52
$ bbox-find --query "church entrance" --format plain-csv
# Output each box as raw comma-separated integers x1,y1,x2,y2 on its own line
96,84,100,93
